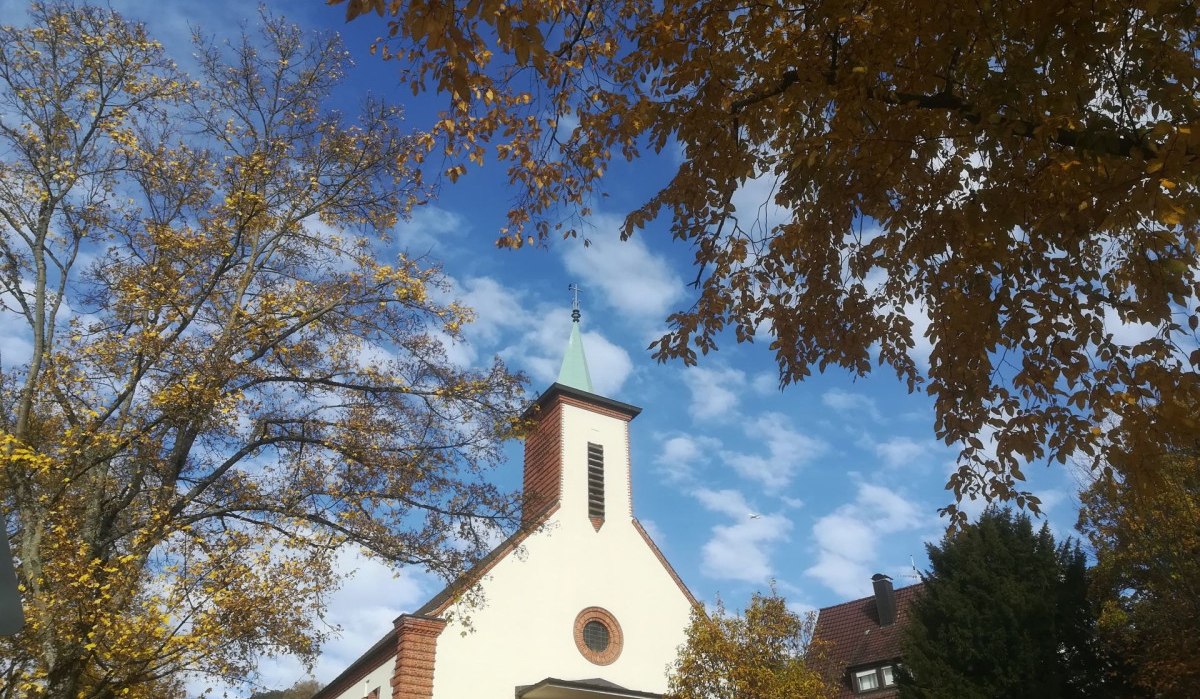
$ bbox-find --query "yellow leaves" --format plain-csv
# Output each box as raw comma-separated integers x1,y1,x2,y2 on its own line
3,6,529,696
668,591,827,699
1,433,55,475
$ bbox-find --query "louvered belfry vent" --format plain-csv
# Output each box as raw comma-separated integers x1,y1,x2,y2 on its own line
587,442,605,520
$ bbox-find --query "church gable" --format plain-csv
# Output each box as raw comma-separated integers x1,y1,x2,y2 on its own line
427,500,694,698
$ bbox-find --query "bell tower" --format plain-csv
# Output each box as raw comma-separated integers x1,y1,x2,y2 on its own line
520,287,641,528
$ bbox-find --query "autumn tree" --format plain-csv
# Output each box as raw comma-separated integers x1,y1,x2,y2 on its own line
899,507,1128,699
665,591,828,699
1078,452,1200,697
0,5,525,698
336,0,1200,520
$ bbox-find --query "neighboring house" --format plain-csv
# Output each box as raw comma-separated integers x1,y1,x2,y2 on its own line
313,310,696,699
812,574,923,698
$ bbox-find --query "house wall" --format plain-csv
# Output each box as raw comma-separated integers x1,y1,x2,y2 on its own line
325,656,394,699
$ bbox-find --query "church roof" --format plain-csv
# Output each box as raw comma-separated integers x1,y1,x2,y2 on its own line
557,320,593,392
516,676,664,698
523,382,642,422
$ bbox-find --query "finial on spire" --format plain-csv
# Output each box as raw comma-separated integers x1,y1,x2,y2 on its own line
568,283,581,323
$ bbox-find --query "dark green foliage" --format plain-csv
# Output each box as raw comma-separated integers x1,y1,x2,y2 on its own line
898,507,1133,699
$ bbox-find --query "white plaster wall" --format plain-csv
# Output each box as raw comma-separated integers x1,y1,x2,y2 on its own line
326,656,394,699
558,403,632,521
428,404,692,699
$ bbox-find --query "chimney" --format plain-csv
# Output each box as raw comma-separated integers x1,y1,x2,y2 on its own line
872,573,896,626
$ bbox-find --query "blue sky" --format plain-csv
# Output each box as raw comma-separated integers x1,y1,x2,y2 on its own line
0,1,1101,694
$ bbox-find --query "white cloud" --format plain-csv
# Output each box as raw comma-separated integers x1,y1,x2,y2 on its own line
720,412,827,488
821,389,882,422
873,436,933,469
692,488,792,583
805,482,929,598
580,331,634,396
457,276,533,346
395,206,469,255
692,488,755,519
654,432,721,484
807,517,875,599
681,364,745,421
560,216,685,327
861,483,925,530
750,372,780,395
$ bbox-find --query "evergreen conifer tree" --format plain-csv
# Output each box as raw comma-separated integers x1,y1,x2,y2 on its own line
898,507,1130,698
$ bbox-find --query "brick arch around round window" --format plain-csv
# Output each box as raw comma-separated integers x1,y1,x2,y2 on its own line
573,606,623,665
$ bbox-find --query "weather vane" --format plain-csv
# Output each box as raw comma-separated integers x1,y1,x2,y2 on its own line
568,283,581,323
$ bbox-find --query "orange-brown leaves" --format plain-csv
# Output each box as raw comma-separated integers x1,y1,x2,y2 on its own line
341,0,1200,524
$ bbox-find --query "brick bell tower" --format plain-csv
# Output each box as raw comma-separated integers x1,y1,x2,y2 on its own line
520,286,641,529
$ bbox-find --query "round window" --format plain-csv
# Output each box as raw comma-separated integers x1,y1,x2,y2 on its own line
583,620,610,652
573,607,623,665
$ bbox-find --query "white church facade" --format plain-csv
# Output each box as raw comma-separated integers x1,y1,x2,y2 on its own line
313,309,696,699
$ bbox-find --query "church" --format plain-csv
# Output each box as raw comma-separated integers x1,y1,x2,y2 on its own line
313,305,697,699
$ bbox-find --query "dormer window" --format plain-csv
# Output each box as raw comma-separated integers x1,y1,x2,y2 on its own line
853,664,896,692
855,668,879,692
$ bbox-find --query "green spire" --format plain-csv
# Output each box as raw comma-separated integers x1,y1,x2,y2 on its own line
557,284,594,392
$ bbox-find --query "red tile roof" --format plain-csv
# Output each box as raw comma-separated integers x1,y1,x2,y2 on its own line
811,583,923,699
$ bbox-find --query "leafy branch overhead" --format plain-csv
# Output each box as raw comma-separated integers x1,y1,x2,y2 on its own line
339,0,1200,521
0,5,525,698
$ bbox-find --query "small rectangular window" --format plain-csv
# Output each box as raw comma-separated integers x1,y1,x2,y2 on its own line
587,442,604,519
881,665,895,686
855,669,880,692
